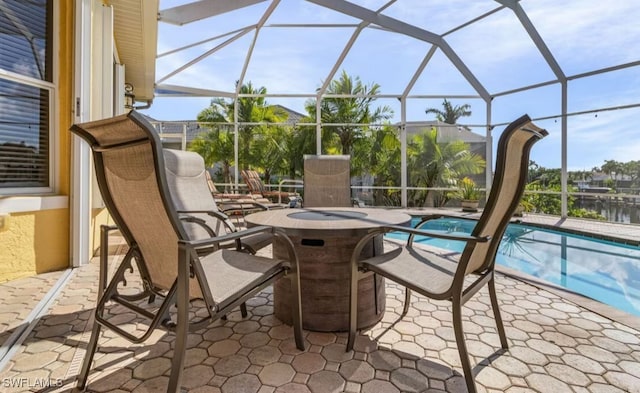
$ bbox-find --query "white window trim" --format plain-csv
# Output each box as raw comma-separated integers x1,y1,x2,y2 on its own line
0,1,59,197
0,195,68,215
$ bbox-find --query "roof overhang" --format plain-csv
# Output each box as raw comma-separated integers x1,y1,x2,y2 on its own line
107,0,159,102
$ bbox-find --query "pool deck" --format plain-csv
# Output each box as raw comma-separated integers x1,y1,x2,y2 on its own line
1,211,640,392
404,208,640,331
403,207,640,245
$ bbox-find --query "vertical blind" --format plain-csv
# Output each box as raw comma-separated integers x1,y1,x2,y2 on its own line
0,0,52,190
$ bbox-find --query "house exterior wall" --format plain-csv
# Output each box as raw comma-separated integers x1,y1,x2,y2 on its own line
0,209,69,277
0,1,74,282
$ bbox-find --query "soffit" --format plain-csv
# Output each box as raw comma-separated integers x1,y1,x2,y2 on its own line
107,0,159,102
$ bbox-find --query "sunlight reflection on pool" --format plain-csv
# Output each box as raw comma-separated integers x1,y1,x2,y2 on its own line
385,217,640,317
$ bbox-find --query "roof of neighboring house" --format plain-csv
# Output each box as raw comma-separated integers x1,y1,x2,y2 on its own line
140,114,202,144
273,105,307,125
403,121,486,143
590,173,632,182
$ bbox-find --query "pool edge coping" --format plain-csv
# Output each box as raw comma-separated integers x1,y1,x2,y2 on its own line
495,264,640,332
383,236,640,333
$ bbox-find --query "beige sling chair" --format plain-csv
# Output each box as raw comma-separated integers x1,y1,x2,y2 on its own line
164,148,273,255
70,111,304,393
303,155,352,207
346,114,547,393
165,148,277,319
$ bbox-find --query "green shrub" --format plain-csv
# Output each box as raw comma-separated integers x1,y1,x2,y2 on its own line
568,208,606,220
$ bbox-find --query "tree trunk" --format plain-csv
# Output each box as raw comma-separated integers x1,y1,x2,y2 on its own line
222,162,231,191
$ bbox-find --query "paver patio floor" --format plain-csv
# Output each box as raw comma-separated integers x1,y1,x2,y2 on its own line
2,212,640,392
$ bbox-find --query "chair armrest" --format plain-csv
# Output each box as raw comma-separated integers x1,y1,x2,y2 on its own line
278,179,304,203
218,201,269,214
181,225,277,250
382,224,491,244
179,214,219,238
177,209,237,233
279,179,304,188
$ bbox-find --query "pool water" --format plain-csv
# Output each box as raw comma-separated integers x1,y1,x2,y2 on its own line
385,217,640,317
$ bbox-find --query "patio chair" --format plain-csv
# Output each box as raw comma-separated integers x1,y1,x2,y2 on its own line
303,155,352,207
70,111,304,393
205,170,275,206
345,114,548,393
241,169,301,206
164,148,273,254
204,170,250,201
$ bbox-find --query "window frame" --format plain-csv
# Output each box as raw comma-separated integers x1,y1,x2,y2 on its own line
0,0,57,196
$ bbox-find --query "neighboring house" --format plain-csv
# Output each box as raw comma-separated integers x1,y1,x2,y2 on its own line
143,115,202,150
0,0,158,282
582,173,633,190
273,104,307,125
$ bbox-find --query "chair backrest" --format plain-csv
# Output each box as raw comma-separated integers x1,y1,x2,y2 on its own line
164,149,229,240
70,111,204,297
461,114,548,275
303,155,352,207
241,169,266,195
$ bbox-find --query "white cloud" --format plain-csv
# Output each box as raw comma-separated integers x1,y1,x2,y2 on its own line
148,0,640,171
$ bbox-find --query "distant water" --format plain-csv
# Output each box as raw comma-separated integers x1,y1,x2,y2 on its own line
574,199,640,224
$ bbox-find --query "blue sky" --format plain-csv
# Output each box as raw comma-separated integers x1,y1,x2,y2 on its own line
141,0,640,171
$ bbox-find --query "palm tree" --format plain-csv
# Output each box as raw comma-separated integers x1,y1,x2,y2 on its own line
250,125,291,184
601,159,623,182
234,82,288,169
408,127,485,207
198,81,288,170
189,128,234,185
304,70,393,157
194,105,235,185
286,126,316,179
425,99,472,124
368,125,401,205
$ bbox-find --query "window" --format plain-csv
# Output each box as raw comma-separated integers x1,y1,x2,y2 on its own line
0,0,53,193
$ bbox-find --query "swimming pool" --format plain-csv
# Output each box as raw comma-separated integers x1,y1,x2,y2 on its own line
385,217,640,317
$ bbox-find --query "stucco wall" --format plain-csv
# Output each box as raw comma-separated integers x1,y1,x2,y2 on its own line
0,1,75,283
0,209,70,281
91,207,113,253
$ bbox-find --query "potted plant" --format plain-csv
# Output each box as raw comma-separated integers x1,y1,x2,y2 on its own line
513,198,534,217
457,177,481,212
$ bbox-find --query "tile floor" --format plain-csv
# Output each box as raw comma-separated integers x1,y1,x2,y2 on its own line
1,211,640,392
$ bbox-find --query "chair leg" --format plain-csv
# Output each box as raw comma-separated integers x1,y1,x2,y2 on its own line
488,275,508,349
346,263,359,352
402,288,411,316
289,273,305,351
76,317,102,390
452,297,477,393
373,273,379,315
221,302,247,321
168,247,191,393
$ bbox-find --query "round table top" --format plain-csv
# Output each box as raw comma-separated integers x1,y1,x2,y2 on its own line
244,207,412,237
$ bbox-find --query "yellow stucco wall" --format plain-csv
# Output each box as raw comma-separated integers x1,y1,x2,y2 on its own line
91,208,113,253
0,1,74,283
0,210,70,280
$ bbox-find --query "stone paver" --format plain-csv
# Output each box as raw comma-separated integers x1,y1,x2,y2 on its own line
1,229,640,393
